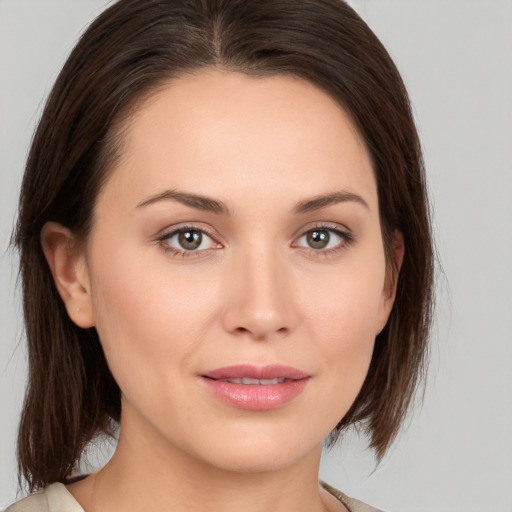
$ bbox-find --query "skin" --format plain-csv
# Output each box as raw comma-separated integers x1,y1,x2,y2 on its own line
42,70,403,512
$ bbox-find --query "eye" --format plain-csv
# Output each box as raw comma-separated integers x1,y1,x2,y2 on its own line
295,227,352,251
162,227,219,253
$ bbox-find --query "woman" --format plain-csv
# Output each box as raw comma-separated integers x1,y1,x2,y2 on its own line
8,1,434,511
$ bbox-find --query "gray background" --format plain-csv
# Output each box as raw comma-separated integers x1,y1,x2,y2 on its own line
1,1,511,510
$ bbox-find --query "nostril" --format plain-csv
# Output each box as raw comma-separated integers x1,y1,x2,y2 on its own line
221,288,294,340
232,325,289,341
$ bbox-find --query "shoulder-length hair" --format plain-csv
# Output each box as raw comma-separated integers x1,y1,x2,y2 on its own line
14,0,434,491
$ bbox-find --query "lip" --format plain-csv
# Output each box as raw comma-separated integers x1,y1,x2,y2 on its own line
201,364,310,411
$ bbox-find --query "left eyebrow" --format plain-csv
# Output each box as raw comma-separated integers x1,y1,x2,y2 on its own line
292,191,369,214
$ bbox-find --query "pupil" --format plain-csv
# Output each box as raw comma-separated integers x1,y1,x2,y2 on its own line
179,230,202,250
307,230,329,249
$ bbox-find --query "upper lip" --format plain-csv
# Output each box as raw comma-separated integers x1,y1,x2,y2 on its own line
202,364,310,381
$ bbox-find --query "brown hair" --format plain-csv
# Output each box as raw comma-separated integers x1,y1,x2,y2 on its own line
14,0,434,491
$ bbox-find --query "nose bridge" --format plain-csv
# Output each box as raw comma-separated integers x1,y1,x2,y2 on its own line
222,238,293,340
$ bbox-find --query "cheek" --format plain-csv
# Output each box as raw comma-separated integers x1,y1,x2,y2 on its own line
303,254,385,339
87,244,217,399
300,256,386,403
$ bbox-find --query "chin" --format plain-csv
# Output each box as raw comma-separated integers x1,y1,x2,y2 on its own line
184,425,324,474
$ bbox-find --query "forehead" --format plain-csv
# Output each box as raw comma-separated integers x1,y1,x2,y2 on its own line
99,70,377,213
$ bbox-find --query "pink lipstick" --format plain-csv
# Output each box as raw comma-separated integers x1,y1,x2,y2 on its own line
201,364,310,410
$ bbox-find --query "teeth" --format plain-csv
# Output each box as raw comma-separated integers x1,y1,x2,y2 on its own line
242,377,260,385
259,378,285,385
219,377,286,385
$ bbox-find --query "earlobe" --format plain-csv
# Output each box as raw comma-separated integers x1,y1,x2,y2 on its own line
376,229,405,334
41,222,95,328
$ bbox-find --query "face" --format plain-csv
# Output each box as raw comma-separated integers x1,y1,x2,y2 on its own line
68,71,397,473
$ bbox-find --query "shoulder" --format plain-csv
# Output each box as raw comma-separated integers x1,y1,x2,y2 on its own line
5,483,84,512
5,492,48,512
321,481,385,512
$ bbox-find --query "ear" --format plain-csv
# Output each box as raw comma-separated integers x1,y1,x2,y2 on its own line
41,222,95,328
376,229,405,334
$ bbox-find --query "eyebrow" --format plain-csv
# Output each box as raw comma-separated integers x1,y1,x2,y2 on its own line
292,191,369,214
137,189,230,215
136,189,368,215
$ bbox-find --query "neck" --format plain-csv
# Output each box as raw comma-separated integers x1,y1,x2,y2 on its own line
68,413,339,512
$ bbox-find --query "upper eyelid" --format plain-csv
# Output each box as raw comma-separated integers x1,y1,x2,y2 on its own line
156,221,353,245
292,223,355,250
158,223,220,241
293,221,352,239
158,225,221,257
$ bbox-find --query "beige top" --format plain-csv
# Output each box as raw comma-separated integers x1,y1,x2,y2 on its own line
6,482,383,512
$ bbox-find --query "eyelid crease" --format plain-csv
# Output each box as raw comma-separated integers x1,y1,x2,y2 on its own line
291,221,354,241
157,224,221,244
300,228,353,241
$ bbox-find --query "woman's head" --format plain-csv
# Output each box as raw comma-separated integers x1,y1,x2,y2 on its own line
15,0,434,490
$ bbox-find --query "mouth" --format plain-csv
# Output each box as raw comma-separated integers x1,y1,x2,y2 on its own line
200,364,310,410
202,364,309,381
215,377,287,385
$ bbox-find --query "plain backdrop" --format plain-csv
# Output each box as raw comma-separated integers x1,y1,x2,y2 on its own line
1,1,511,511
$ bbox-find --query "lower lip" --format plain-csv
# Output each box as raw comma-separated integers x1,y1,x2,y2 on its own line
201,377,309,410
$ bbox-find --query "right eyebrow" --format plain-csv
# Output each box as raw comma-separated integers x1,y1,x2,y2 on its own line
136,189,230,215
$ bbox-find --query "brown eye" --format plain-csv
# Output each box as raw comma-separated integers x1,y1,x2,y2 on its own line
178,230,202,250
306,229,330,249
162,227,218,253
294,226,352,253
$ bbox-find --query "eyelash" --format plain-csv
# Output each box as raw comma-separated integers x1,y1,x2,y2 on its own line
157,224,221,259
293,223,355,256
157,223,355,259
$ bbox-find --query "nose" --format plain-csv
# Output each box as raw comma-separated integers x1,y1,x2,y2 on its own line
221,245,295,341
